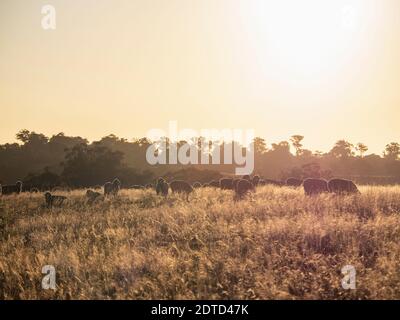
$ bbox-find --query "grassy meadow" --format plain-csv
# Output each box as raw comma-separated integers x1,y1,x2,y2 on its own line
1,185,400,300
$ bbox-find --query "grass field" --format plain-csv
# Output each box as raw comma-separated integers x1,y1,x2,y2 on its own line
1,185,400,299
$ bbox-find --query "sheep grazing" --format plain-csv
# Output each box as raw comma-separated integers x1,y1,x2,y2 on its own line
252,175,260,186
155,178,169,196
258,179,266,186
86,189,102,203
286,177,303,187
235,179,255,198
192,182,202,188
220,178,234,190
0,181,23,195
233,179,241,190
208,180,220,188
104,178,121,196
328,178,360,194
170,180,193,200
303,178,329,196
44,192,67,208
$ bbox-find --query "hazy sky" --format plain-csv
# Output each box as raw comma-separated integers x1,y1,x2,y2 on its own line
0,0,399,154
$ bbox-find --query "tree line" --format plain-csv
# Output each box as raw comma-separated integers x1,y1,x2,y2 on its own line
0,130,399,188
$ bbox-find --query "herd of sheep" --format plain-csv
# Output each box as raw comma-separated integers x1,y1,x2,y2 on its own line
0,176,360,208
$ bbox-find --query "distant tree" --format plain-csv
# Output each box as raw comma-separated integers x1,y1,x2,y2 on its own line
384,142,400,160
61,144,125,187
329,140,354,158
290,135,304,156
133,137,152,147
253,137,268,155
302,162,321,178
300,149,313,158
355,143,368,158
16,129,48,146
24,167,61,189
271,141,290,153
314,150,324,157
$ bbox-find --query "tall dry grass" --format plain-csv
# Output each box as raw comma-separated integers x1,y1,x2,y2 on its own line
1,185,400,299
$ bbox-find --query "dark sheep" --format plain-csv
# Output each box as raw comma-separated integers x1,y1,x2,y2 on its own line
86,189,102,203
252,175,261,186
286,177,303,187
220,178,234,190
258,179,266,186
208,180,220,188
233,179,241,190
328,178,360,194
156,178,169,196
303,178,329,196
235,179,255,198
44,192,67,208
104,178,121,196
0,181,23,195
192,182,202,188
170,180,193,200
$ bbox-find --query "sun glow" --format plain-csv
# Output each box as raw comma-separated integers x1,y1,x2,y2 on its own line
240,0,376,82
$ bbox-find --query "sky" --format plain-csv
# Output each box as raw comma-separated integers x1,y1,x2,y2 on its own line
0,0,399,154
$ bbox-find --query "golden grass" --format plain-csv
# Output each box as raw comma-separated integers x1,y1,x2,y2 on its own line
1,185,400,299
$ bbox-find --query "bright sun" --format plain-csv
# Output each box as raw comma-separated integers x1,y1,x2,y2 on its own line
240,0,374,82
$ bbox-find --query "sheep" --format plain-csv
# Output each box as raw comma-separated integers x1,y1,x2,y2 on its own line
252,175,260,186
208,180,220,188
235,179,255,198
192,182,202,188
112,178,121,190
0,181,23,195
104,178,121,196
219,178,234,190
86,189,102,203
170,180,193,200
155,178,169,196
328,178,360,194
303,178,329,196
258,179,266,186
233,178,241,190
44,192,67,208
286,177,303,187
30,187,40,193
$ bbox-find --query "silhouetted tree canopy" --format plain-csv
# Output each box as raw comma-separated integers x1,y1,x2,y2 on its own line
0,130,399,187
